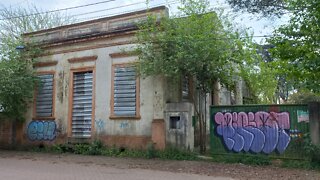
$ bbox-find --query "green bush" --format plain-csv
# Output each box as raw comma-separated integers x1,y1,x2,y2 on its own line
73,143,90,155
87,140,103,155
303,133,320,164
156,147,198,160
212,154,271,166
118,149,147,158
281,159,314,169
50,144,69,153
146,142,155,159
100,145,120,156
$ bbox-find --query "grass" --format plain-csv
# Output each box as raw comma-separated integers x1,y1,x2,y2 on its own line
211,154,272,166
24,140,320,171
31,141,198,161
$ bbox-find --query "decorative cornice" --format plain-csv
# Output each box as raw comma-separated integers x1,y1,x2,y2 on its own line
33,61,58,67
68,55,98,63
109,51,139,58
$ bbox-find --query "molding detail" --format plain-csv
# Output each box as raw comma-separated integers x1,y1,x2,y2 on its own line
109,51,138,58
33,61,58,67
68,55,98,63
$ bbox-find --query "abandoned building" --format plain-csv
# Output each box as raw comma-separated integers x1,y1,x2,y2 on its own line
0,6,246,150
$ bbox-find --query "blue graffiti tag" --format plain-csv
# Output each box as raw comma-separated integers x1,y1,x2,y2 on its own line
27,121,56,141
120,122,129,129
95,119,105,133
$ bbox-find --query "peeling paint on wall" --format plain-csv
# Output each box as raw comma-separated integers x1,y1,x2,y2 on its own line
57,71,64,103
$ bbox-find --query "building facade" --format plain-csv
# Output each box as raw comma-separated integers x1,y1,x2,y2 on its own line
0,6,244,150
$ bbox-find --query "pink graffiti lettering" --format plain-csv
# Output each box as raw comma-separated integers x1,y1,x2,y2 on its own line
215,111,290,129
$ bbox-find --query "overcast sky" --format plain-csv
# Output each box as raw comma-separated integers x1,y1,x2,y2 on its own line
0,0,287,43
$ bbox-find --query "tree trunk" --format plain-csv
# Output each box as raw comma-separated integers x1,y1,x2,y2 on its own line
213,80,220,105
235,78,243,105
199,113,204,153
198,91,207,154
11,119,17,147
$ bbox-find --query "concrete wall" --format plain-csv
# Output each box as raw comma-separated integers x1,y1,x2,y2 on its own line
24,42,164,148
165,102,194,150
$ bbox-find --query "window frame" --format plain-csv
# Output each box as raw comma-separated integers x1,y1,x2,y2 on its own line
181,74,193,102
110,63,140,120
33,71,56,120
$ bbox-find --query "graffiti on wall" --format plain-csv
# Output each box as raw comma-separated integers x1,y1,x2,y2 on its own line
95,119,105,133
27,121,56,141
214,111,291,154
120,122,130,129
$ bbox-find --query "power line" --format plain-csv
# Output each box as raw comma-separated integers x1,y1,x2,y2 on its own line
0,0,279,39
74,0,178,23
71,0,152,18
0,0,118,21
0,0,229,21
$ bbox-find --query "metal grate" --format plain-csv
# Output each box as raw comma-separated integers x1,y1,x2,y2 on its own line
113,66,136,116
36,74,54,117
71,71,93,138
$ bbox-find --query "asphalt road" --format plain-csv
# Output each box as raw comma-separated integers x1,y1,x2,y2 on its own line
0,154,233,180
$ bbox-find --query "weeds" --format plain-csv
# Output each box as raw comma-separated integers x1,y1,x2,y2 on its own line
27,137,320,170
29,140,197,161
211,154,271,166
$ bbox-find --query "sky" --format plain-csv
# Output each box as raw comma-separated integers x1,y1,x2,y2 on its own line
0,0,287,43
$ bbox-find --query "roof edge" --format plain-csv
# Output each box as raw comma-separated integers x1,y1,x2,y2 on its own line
23,6,167,36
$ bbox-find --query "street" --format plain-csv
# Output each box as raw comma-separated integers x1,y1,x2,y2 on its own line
0,150,319,180
0,151,231,180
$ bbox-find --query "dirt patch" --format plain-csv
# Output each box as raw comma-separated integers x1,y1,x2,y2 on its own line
0,150,319,180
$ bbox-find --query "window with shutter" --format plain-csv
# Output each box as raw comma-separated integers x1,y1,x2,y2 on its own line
71,71,93,138
111,65,139,118
182,75,190,101
34,74,54,118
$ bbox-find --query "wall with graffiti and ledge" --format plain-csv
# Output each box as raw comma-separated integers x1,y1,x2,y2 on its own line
27,120,56,141
210,104,309,158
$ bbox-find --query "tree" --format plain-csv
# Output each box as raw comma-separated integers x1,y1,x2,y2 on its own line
0,4,75,145
226,0,288,17
268,0,320,93
136,0,258,153
0,5,74,50
227,0,320,94
287,90,320,104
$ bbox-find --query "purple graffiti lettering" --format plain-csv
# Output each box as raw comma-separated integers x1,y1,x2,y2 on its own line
27,120,56,141
232,128,245,152
214,111,291,154
277,129,291,153
237,127,253,152
261,126,279,154
245,127,265,153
